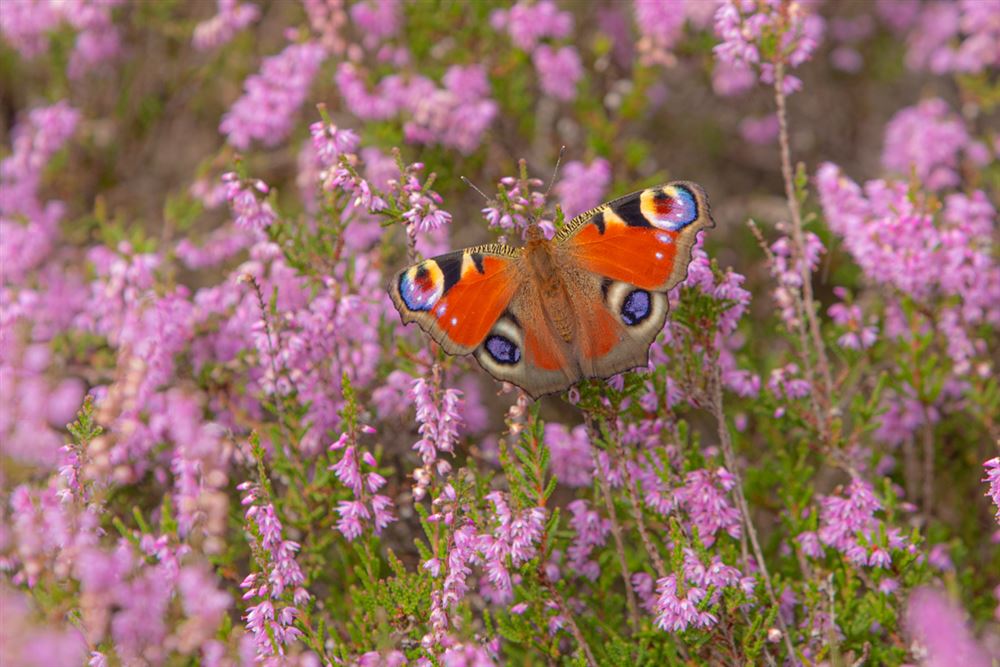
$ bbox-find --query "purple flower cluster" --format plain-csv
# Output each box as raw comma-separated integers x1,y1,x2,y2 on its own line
653,549,751,632
634,0,718,67
797,478,907,568
490,0,572,51
336,63,497,155
330,424,396,540
482,174,554,242
903,0,1000,75
542,423,594,487
881,98,990,191
412,374,464,500
714,0,825,94
491,1,583,102
554,158,611,219
565,499,609,580
1,102,79,282
827,288,878,351
905,587,992,667
531,45,583,102
985,458,1000,526
0,0,123,79
238,480,310,659
192,0,259,51
221,41,327,149
816,162,999,373
423,492,547,649
221,172,277,232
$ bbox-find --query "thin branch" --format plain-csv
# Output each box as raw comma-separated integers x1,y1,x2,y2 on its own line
773,62,835,427
587,422,641,634
540,570,598,667
610,429,668,579
711,365,798,664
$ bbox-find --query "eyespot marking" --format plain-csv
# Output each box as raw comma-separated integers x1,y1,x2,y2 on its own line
641,185,698,231
399,261,444,311
485,334,521,365
621,289,652,326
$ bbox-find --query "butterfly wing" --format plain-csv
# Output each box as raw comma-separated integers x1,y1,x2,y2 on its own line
389,244,521,356
557,181,714,292
471,280,581,399
556,182,714,381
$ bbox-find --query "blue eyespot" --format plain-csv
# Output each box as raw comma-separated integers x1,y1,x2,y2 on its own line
621,290,651,326
485,334,520,365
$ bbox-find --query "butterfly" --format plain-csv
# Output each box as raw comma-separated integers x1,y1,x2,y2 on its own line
388,182,715,398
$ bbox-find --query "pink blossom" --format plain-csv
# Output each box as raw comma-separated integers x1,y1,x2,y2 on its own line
905,588,991,667
532,45,583,102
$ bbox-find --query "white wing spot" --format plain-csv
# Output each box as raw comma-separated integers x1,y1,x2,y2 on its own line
656,233,673,244
437,304,447,316
655,252,664,260
451,317,458,326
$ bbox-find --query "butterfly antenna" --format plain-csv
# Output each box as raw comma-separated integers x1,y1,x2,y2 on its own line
543,145,567,201
460,176,491,203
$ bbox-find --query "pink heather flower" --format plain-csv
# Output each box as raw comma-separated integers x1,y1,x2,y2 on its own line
816,163,999,371
480,492,547,600
192,0,259,51
654,549,743,634
881,98,987,191
554,158,611,219
397,163,453,235
175,224,254,269
675,468,742,546
712,61,756,97
359,650,408,667
411,375,463,500
532,45,583,102
328,426,396,541
442,643,497,667
739,113,779,145
238,481,310,658
904,0,1000,75
309,121,360,167
482,174,552,241
491,0,572,51
828,291,878,350
633,0,686,66
0,101,79,287
221,172,277,232
566,499,609,580
985,458,1000,525
713,0,824,95
404,64,498,155
0,0,123,78
767,363,811,402
0,586,89,666
905,588,991,667
542,423,594,487
349,0,401,43
220,41,327,149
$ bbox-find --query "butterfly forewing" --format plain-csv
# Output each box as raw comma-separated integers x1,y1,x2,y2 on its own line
388,244,520,356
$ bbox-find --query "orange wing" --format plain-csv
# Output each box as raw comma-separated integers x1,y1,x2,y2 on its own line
558,182,714,293
388,245,521,355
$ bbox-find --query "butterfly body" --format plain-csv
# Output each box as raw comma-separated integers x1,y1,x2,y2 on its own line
389,182,715,398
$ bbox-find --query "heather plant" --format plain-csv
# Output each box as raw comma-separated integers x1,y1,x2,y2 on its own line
1,1,998,666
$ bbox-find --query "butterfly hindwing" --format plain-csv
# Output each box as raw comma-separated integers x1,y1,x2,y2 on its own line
472,286,581,399
557,181,714,293
389,244,520,356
